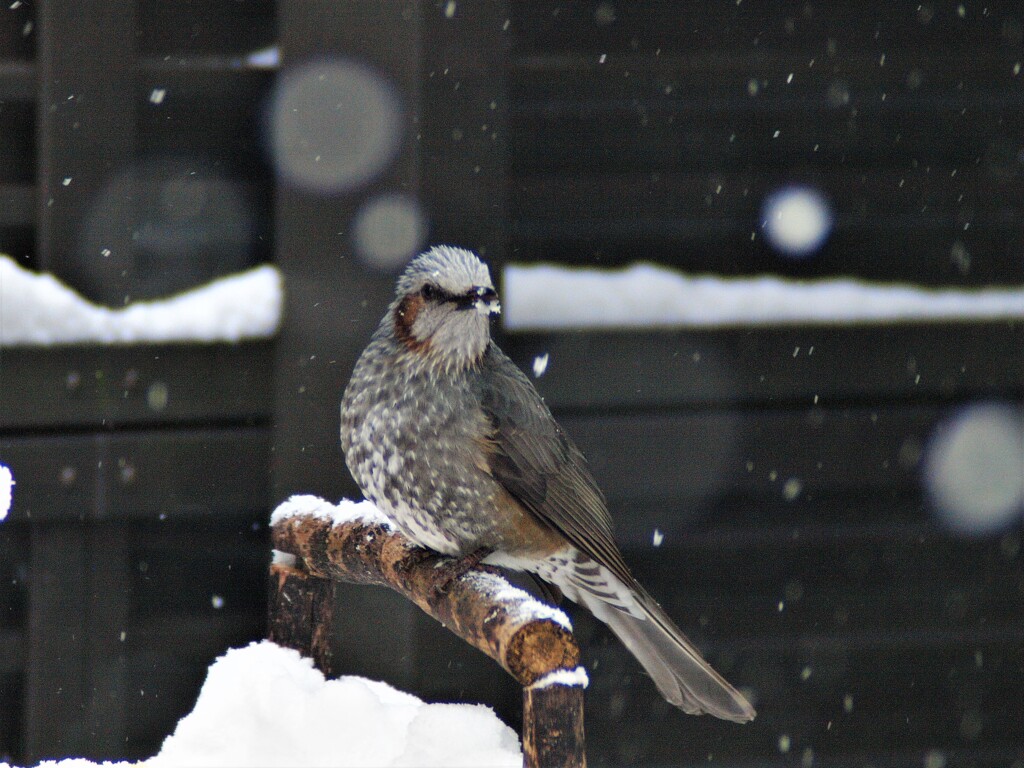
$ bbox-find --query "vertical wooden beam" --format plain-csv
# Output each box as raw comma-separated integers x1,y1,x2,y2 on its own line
24,523,131,761
421,1,510,268
24,523,89,761
523,683,587,768
272,0,512,714
82,524,130,757
272,1,426,690
35,0,137,304
272,0,509,500
272,0,422,503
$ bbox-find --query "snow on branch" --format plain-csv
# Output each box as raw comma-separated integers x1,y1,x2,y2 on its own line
270,494,394,530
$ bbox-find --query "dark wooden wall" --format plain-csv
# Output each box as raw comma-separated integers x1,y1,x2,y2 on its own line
497,5,1024,765
508,2,1024,288
0,1,275,762
1,2,1022,766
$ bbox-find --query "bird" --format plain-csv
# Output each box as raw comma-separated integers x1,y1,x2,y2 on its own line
340,245,755,722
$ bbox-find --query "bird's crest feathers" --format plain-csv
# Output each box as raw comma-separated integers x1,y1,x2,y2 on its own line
396,245,494,298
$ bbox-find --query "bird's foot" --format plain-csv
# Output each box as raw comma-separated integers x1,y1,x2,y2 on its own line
432,546,495,596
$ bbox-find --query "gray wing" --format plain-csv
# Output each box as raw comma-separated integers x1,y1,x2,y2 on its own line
476,345,757,723
476,344,636,587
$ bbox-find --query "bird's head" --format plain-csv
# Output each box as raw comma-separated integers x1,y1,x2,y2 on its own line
387,246,500,370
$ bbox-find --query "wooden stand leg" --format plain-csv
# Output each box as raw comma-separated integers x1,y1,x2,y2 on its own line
523,683,586,768
268,561,335,676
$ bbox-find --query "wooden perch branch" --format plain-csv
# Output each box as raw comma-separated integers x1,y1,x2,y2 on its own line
269,510,587,768
270,512,580,684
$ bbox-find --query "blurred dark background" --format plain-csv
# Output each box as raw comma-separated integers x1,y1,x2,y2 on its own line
1,2,1023,766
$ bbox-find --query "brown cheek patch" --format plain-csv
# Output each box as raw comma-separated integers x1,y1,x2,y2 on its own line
393,294,432,353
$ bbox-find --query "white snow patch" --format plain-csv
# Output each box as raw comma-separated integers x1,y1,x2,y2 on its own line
503,263,1024,330
0,255,283,346
532,352,549,378
0,464,12,522
462,570,573,631
529,666,590,690
12,641,521,768
270,495,394,530
271,549,297,568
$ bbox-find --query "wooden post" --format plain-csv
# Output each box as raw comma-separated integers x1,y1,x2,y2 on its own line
269,507,586,767
36,0,138,303
267,559,336,678
524,684,586,768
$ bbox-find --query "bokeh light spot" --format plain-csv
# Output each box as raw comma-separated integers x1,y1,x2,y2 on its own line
352,193,428,271
923,402,1024,535
78,158,254,301
270,58,403,194
761,186,834,258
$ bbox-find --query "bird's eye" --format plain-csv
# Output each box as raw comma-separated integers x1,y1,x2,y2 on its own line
420,284,441,301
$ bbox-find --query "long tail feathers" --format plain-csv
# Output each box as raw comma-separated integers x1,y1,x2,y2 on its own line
565,561,756,723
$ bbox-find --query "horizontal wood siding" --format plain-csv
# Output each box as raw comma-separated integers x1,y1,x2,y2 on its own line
507,1,1024,288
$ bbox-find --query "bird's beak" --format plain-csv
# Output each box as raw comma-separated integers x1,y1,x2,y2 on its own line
472,286,501,316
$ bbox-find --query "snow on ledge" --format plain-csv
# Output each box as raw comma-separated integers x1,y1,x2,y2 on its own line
529,666,590,690
270,494,395,530
503,262,1024,330
0,255,283,346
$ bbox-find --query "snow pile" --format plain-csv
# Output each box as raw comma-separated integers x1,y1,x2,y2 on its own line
503,262,1024,330
0,464,12,522
270,494,394,530
17,641,521,768
0,255,283,346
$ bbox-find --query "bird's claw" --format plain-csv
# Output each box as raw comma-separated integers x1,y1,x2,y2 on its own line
431,546,495,597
